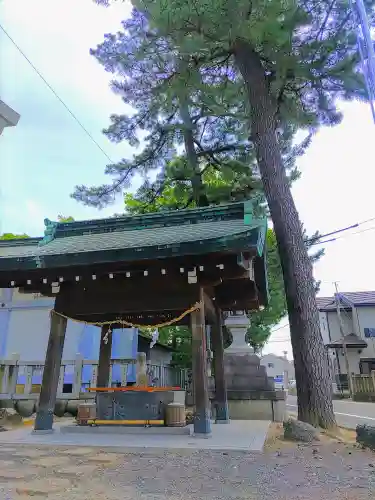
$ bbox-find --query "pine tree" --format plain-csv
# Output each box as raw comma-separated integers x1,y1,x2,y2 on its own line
120,0,370,428
72,9,306,208
124,162,324,352
80,0,372,427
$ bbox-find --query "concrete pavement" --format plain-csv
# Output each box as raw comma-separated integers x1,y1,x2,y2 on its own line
0,419,270,452
287,395,375,429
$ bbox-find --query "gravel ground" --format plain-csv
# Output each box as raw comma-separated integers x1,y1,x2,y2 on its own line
0,443,374,499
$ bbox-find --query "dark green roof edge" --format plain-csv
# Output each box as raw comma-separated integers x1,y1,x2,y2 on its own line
0,201,258,250
39,201,253,245
0,227,262,271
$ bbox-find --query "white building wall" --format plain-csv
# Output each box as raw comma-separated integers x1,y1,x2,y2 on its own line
12,289,39,302
324,307,375,375
0,288,139,384
149,348,173,365
357,307,375,359
335,350,363,375
6,308,51,360
5,307,86,361
260,354,295,381
326,310,352,342
319,312,330,344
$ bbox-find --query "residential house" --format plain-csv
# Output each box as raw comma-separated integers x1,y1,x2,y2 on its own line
260,353,295,388
0,287,174,387
138,333,174,366
317,291,375,382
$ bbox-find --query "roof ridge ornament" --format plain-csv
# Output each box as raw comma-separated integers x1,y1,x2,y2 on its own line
243,200,254,225
38,218,58,247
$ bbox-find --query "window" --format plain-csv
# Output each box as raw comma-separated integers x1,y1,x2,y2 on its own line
268,363,274,368
364,328,375,338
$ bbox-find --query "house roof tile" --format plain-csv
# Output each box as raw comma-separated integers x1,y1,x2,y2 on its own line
3,219,254,258
326,333,368,349
317,291,375,311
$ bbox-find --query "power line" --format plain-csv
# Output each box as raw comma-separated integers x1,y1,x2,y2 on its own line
312,224,375,246
265,339,290,344
306,216,375,246
307,223,359,243
270,323,289,333
0,23,114,165
3,21,375,239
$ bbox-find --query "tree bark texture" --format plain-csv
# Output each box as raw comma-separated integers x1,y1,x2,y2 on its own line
233,39,335,428
179,98,209,206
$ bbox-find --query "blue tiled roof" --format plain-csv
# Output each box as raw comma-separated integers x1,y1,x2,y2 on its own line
317,291,375,310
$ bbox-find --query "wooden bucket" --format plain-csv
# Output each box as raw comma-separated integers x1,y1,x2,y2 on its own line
166,403,186,427
77,402,96,426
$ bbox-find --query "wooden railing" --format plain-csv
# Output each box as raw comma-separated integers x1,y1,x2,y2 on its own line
0,354,190,400
351,371,375,394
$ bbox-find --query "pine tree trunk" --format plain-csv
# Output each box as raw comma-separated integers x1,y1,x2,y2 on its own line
233,39,336,428
179,99,209,206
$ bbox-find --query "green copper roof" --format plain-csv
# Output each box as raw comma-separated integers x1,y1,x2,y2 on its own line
0,201,267,270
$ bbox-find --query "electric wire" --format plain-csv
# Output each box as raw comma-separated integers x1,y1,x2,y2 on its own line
0,23,115,165
3,22,375,249
311,223,375,246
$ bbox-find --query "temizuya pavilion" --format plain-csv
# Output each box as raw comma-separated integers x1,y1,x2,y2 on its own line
0,201,267,436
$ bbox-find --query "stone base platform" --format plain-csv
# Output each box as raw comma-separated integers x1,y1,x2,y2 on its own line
0,419,270,451
61,424,191,436
226,390,286,422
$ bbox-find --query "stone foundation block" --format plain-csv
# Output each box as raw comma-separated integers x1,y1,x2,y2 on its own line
227,391,286,421
228,400,272,420
357,424,375,450
283,418,319,442
228,399,286,421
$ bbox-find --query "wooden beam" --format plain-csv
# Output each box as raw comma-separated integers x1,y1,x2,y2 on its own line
0,252,248,291
96,325,113,388
34,312,67,432
56,282,200,318
202,290,216,323
211,309,229,423
215,278,258,310
190,288,211,436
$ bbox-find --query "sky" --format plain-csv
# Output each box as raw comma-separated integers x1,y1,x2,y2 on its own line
1,0,375,359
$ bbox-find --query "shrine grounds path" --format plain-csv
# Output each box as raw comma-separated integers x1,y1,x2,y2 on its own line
0,443,374,499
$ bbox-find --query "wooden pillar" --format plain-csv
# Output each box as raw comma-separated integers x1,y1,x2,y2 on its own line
190,289,211,436
211,310,229,423
34,312,67,432
97,325,113,388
